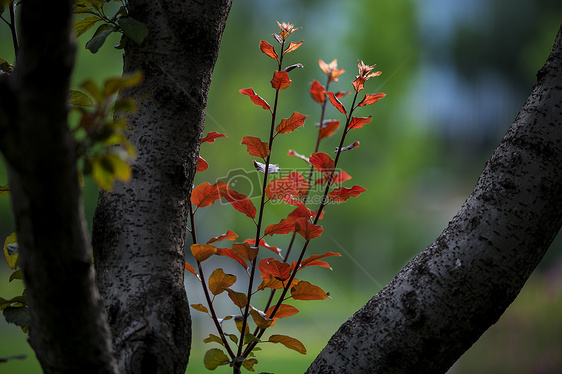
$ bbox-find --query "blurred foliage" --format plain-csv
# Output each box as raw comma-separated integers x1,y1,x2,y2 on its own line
1,0,562,372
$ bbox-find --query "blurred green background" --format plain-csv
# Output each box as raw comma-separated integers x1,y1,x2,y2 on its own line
2,0,562,373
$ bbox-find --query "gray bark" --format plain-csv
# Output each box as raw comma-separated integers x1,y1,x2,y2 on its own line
306,25,562,374
0,1,117,373
91,1,233,373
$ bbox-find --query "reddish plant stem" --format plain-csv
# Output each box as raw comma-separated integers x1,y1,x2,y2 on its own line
235,40,286,363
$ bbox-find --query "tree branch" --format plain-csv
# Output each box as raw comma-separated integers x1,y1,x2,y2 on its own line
306,24,562,374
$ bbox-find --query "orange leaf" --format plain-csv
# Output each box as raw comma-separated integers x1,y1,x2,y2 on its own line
258,277,299,291
209,268,237,296
259,40,278,59
232,242,259,261
239,88,271,110
276,112,308,134
216,247,248,269
191,182,220,208
241,136,269,158
265,304,299,319
319,120,340,139
309,79,325,103
309,152,335,175
265,218,295,236
191,244,217,262
358,92,386,107
259,258,291,281
245,238,281,256
225,288,248,308
352,76,366,92
250,309,274,329
290,280,328,301
222,189,257,219
206,230,238,244
325,91,346,114
348,116,372,130
294,218,323,240
329,185,366,203
201,131,227,143
190,303,209,313
197,156,208,172
268,334,307,354
296,251,341,271
185,262,198,278
284,41,303,55
271,70,291,90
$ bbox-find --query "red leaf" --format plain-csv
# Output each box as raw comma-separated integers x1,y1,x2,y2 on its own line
190,244,217,262
290,281,328,301
245,238,282,256
309,152,335,175
271,70,291,90
216,247,248,269
222,189,257,219
265,176,298,200
201,131,227,143
287,205,314,223
309,79,325,103
335,90,351,98
294,218,323,240
239,88,271,110
265,304,299,319
287,149,309,163
325,91,346,114
315,170,351,185
259,40,278,60
185,262,198,278
191,182,221,208
329,185,367,203
358,92,386,107
232,242,259,261
207,230,238,244
295,251,341,271
258,258,291,281
241,136,269,158
352,76,366,92
265,218,295,236
318,120,340,139
197,156,208,172
276,112,308,134
284,41,303,55
348,116,372,130
286,171,309,198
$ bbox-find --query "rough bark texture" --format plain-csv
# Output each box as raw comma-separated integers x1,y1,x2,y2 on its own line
0,1,117,373
306,25,562,374
91,1,233,373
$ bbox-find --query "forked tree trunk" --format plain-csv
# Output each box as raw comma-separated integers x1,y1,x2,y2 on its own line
306,24,562,374
91,1,233,373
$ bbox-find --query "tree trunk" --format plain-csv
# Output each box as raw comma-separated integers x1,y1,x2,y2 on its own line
306,25,562,374
91,1,233,372
0,1,117,373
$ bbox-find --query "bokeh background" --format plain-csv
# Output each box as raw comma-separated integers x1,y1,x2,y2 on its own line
1,0,562,373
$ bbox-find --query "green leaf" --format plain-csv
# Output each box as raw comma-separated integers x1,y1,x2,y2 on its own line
118,16,148,45
3,306,30,329
73,15,101,38
69,90,95,107
103,71,143,97
80,79,103,104
3,233,18,270
85,24,116,53
203,348,229,370
9,269,22,282
0,57,13,74
203,334,224,346
0,184,9,196
242,358,258,371
113,98,137,112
